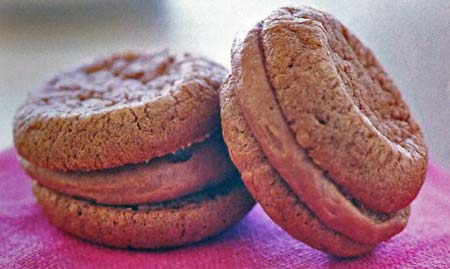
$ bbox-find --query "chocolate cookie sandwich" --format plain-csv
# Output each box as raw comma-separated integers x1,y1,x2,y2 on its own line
14,50,254,248
220,6,427,257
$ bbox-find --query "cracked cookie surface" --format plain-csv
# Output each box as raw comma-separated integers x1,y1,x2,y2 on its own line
258,7,427,213
221,6,427,257
32,178,255,249
14,50,228,171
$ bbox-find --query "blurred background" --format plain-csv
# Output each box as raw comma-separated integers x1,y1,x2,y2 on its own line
1,0,449,168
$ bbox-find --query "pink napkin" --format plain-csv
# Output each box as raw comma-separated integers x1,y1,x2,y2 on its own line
1,148,449,269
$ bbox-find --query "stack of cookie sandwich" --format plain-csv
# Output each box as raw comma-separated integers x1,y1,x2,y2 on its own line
14,51,255,248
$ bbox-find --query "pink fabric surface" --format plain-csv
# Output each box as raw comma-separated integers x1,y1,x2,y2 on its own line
0,148,449,269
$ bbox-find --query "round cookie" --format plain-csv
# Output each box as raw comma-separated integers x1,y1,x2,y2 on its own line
220,6,427,257
254,8,427,213
14,50,227,171
16,50,255,249
22,135,237,205
32,178,254,249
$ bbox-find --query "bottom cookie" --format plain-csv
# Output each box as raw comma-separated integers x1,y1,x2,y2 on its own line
33,178,255,249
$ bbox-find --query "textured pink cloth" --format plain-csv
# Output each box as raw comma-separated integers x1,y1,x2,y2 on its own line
0,148,449,269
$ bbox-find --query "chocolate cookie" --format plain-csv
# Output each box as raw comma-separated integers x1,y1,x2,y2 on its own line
220,6,427,257
32,178,253,249
15,50,254,249
14,50,227,171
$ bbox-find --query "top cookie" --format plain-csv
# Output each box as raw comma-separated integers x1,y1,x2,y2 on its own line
14,51,227,171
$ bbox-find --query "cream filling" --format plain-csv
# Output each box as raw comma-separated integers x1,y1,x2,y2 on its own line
22,135,238,205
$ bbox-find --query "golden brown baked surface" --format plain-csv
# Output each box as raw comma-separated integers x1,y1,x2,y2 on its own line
22,135,238,205
220,6,427,257
14,50,227,171
32,178,255,249
257,8,427,213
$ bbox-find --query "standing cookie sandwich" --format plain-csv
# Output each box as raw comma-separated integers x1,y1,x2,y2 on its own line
220,6,427,257
14,50,254,248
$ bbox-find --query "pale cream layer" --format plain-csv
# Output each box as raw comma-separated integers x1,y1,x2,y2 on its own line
22,136,238,205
